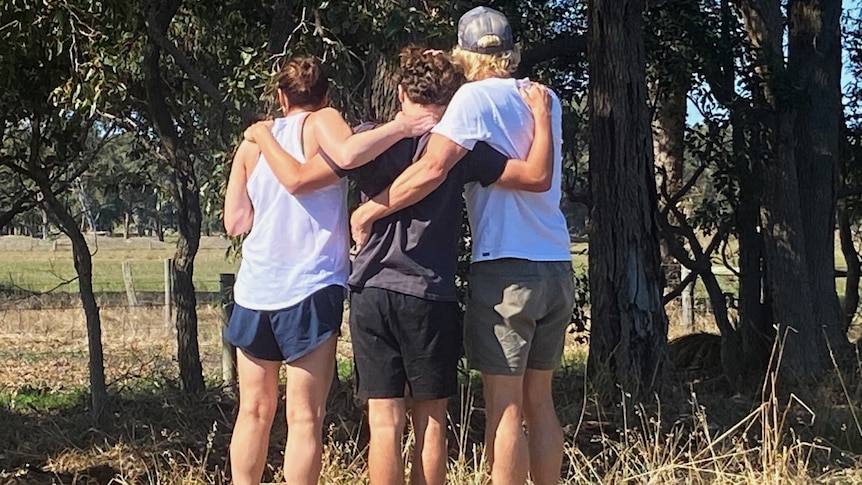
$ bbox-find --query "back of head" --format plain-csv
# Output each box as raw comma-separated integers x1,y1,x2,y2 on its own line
395,46,465,106
273,56,329,109
453,6,520,81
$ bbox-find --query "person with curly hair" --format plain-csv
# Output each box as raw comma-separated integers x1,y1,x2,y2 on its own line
245,46,553,485
223,56,433,485
349,8,574,485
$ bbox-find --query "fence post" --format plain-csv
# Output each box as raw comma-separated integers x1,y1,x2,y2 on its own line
122,260,139,307
164,258,173,328
680,266,694,331
220,273,237,389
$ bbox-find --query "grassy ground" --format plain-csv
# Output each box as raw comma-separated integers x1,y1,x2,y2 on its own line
2,236,862,483
0,304,861,484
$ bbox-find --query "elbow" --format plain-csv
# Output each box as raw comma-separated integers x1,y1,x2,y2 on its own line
335,152,362,170
521,176,552,192
224,212,252,236
425,164,449,188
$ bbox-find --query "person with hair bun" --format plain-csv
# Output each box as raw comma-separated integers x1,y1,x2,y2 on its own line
223,55,433,485
244,46,554,485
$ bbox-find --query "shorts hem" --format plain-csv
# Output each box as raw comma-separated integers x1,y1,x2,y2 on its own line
237,346,283,363
410,390,457,401
468,361,525,376
283,329,339,364
525,361,561,371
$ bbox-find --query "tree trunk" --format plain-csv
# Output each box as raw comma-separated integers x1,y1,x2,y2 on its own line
738,0,825,380
587,0,669,400
789,0,846,350
145,0,205,394
40,183,109,426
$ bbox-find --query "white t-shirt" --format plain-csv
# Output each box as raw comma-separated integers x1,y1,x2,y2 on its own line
432,77,571,263
234,113,349,310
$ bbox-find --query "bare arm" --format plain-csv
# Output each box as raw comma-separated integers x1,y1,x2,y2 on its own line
312,108,436,169
349,134,467,248
245,108,436,179
223,140,258,236
243,109,436,193
495,83,554,191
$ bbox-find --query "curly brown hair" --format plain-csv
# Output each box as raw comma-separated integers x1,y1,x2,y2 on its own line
273,56,329,108
394,46,466,106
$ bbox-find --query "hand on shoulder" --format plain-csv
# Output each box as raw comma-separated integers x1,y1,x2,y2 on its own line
243,119,275,143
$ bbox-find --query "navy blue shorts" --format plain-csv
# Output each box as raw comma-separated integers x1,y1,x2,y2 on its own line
226,285,345,363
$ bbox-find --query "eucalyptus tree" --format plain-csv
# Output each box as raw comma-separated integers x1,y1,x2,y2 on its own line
0,0,115,425
587,0,670,399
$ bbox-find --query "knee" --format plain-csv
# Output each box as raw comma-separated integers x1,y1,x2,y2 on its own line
239,394,278,423
286,403,325,431
368,400,406,436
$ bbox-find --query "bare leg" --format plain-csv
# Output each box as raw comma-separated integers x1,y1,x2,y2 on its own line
409,398,449,485
283,335,337,485
482,374,528,485
230,350,281,485
368,398,407,485
522,369,563,485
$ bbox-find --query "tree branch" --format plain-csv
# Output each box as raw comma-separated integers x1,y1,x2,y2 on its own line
516,34,586,78
144,8,225,106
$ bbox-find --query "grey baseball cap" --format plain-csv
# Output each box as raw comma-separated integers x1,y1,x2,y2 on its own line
457,6,514,54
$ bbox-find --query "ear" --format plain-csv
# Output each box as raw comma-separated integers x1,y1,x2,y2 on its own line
277,89,289,112
397,85,406,104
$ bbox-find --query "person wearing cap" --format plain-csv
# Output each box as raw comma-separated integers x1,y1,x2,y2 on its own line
245,46,555,485
350,7,574,485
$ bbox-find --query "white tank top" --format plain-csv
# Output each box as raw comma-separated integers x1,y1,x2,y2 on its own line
233,112,349,310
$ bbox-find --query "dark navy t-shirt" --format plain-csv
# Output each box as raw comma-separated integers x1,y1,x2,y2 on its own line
334,129,507,301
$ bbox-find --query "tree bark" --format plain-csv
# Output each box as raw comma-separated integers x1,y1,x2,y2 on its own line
145,0,204,394
789,0,846,351
737,0,827,380
587,0,670,400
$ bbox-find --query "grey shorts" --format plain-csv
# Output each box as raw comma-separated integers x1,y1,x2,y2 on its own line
464,259,575,375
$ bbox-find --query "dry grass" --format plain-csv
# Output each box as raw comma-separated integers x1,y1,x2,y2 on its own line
1,305,861,484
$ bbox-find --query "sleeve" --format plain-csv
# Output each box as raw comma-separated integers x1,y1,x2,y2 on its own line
461,142,508,187
430,85,489,150
319,149,349,178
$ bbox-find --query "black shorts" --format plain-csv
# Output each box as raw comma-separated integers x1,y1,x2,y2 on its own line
226,285,344,363
349,287,462,401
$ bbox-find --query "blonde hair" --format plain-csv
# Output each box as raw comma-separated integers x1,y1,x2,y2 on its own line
451,45,521,81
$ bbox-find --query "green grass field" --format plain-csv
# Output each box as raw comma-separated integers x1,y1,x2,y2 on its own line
0,236,239,293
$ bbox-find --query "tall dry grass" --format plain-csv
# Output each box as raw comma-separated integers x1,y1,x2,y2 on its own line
1,305,861,484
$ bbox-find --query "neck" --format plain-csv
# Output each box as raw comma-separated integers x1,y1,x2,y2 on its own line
401,99,445,120
281,101,319,117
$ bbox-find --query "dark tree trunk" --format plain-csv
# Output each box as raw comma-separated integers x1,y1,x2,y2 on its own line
738,0,825,380
39,185,109,426
587,0,669,400
267,0,296,56
145,0,204,394
789,0,846,351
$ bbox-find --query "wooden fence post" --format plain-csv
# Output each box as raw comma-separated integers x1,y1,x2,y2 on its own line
220,273,237,389
680,266,694,331
122,261,139,307
164,258,173,328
